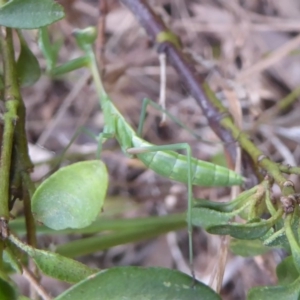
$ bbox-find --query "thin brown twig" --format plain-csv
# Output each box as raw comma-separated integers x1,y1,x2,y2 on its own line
22,265,52,300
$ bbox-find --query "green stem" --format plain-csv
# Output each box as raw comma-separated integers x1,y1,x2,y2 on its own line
279,164,300,176
0,28,19,219
0,26,36,243
22,184,37,247
15,85,36,247
202,83,296,197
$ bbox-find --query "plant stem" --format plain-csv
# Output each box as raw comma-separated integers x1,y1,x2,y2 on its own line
279,164,300,176
0,26,36,246
13,92,36,246
219,112,295,196
0,27,19,220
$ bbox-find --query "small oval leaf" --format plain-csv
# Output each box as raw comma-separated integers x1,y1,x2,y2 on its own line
0,0,64,29
32,160,108,230
230,239,270,257
263,227,290,251
207,209,283,239
9,235,97,283
191,207,232,228
16,31,41,87
193,186,257,213
55,267,221,300
192,200,252,229
3,248,22,274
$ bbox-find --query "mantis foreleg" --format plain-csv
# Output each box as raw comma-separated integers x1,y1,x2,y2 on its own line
52,126,114,169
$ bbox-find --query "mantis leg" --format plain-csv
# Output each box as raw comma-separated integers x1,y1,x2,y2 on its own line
51,127,98,169
127,143,195,278
52,127,114,169
95,131,115,159
137,98,204,142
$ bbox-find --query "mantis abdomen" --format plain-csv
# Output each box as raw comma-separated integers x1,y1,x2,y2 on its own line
132,136,243,187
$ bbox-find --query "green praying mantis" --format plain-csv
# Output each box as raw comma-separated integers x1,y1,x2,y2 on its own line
39,27,244,276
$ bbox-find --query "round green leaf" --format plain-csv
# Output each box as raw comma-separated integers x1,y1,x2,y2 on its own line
32,160,108,230
0,0,64,29
55,267,221,300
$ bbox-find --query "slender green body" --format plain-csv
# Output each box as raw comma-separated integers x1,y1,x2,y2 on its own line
50,28,243,188
46,27,244,279
101,95,243,187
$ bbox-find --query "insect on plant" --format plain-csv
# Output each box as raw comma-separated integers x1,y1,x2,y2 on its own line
40,26,244,276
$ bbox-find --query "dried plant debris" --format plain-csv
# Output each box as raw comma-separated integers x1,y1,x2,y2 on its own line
22,0,300,298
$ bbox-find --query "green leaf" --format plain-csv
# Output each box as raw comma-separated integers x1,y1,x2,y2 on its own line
9,213,186,258
9,234,97,283
0,271,18,300
207,221,269,239
193,186,257,213
247,276,300,300
276,256,300,286
192,207,233,229
0,0,64,29
32,160,108,230
263,227,290,251
207,208,283,239
55,267,221,300
38,27,55,70
3,248,22,274
192,199,252,229
10,213,186,236
262,212,300,251
16,31,41,87
56,219,185,258
230,239,270,257
285,214,300,274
